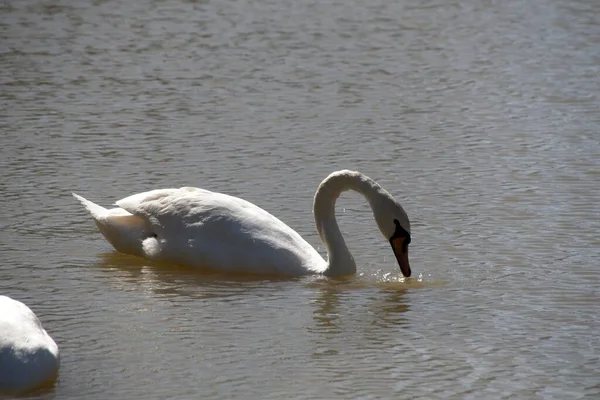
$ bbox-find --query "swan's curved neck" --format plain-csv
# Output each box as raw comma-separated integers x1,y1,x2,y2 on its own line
313,170,384,276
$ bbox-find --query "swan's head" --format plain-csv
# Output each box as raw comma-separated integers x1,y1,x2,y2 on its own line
371,194,412,278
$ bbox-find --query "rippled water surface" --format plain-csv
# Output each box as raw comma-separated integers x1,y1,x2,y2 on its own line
2,0,600,398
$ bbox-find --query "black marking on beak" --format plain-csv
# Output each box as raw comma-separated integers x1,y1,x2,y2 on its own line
389,219,411,277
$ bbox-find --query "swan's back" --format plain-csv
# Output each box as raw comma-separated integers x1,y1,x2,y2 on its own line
86,187,326,275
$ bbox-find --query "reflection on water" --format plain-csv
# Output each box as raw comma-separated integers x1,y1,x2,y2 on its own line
96,252,307,299
2,0,599,398
97,252,425,303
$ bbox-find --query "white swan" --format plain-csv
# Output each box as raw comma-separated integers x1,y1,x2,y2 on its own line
0,296,60,393
73,170,412,277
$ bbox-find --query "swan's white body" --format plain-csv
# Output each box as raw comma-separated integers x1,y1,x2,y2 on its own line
74,170,411,276
0,296,60,393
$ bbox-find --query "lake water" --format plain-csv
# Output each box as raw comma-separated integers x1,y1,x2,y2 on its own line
1,0,599,398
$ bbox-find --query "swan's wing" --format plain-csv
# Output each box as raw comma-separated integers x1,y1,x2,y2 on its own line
115,187,261,231
115,187,326,274
115,188,204,215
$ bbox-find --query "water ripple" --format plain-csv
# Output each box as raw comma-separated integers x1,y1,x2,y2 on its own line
2,0,599,398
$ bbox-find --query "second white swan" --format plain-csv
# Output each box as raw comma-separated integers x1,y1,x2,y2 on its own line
73,170,412,277
0,296,60,393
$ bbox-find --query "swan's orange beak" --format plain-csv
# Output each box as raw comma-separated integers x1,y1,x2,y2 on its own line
391,237,411,277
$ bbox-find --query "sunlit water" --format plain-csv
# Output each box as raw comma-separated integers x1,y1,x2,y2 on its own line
1,0,599,398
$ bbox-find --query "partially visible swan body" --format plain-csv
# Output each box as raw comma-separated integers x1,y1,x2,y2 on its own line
0,296,60,393
73,170,412,277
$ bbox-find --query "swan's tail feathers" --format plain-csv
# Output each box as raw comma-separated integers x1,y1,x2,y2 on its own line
72,193,107,221
73,192,150,257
